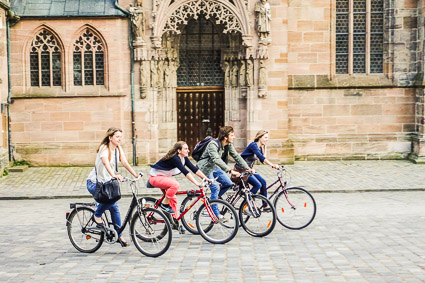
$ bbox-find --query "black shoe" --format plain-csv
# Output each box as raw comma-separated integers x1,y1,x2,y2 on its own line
160,203,175,214
117,238,129,247
91,215,105,228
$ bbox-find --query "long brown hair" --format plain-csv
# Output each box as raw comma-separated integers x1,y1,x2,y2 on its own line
97,127,122,162
254,130,268,153
161,141,186,161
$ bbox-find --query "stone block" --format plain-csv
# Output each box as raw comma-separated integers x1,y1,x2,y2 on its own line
9,165,29,172
293,75,315,88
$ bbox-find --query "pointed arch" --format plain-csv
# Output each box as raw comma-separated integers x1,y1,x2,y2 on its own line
27,25,64,87
71,25,108,87
153,0,250,39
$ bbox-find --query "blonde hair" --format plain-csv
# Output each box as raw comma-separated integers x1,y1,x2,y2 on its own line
161,141,186,161
97,127,122,162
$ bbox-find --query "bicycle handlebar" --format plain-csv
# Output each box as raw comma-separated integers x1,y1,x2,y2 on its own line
122,172,144,183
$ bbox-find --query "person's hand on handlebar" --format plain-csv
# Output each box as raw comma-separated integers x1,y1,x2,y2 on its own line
272,164,279,169
113,174,124,182
229,169,241,178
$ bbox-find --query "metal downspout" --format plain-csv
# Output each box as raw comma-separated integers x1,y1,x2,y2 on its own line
6,20,11,162
114,1,137,166
6,12,20,162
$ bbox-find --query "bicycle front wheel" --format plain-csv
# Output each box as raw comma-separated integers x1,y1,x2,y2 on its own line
67,207,104,253
239,194,276,237
273,187,316,230
180,195,203,235
196,199,239,244
130,207,172,257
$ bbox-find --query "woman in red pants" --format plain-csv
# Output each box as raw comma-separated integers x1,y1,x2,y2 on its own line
148,141,209,228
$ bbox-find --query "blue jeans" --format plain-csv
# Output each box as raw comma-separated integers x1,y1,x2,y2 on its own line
87,180,123,237
248,173,267,198
208,167,233,216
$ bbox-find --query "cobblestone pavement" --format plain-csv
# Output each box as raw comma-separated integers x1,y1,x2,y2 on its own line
0,160,424,199
0,191,424,282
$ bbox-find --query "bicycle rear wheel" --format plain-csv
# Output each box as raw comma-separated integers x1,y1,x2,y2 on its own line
196,199,239,244
273,187,316,230
239,194,276,237
130,207,172,257
67,207,104,253
180,195,202,234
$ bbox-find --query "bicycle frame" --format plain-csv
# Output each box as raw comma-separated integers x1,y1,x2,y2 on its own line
149,188,219,224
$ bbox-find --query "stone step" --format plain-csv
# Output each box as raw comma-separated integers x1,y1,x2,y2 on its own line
9,165,29,172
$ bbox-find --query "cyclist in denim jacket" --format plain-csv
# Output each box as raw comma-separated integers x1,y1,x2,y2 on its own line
197,126,250,217
238,130,279,210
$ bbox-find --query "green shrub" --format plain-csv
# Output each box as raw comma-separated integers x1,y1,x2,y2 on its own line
13,160,30,166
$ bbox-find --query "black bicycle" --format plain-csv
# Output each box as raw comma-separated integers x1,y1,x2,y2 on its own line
222,171,277,237
66,173,172,257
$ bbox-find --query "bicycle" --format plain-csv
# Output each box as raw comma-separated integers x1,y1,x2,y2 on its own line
66,173,173,257
264,165,317,230
143,178,239,244
222,171,277,237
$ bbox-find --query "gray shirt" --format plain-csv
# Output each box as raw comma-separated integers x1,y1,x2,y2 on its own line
197,140,249,176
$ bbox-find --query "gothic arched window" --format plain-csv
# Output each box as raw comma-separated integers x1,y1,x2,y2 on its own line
336,0,384,74
73,28,105,86
30,29,62,87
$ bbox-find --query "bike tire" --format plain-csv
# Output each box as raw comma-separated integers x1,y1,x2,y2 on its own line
239,194,276,237
130,207,172,257
273,187,316,230
67,207,104,253
180,195,203,235
195,199,239,244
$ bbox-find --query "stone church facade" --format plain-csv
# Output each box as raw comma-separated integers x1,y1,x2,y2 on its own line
3,0,425,166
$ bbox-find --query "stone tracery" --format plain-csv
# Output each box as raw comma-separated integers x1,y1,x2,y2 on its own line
160,0,244,35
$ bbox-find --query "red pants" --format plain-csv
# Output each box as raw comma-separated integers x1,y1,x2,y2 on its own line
148,175,179,219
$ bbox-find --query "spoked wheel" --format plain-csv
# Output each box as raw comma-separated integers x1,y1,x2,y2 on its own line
67,207,104,253
196,199,239,244
239,194,276,237
180,195,203,234
273,187,316,230
130,207,172,257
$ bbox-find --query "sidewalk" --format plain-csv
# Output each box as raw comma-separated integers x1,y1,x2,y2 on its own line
0,160,424,199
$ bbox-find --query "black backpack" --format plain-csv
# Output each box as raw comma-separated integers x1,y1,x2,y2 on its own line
191,136,220,161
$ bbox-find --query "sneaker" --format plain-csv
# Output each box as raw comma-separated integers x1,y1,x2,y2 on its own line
160,203,175,214
261,206,272,212
217,214,229,223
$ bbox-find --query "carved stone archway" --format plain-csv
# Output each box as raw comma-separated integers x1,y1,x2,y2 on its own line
152,0,252,48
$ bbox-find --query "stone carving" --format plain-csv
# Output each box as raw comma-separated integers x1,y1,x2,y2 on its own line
130,1,145,42
246,59,253,87
151,60,158,87
170,60,179,88
164,60,172,87
239,60,246,86
255,0,272,41
157,60,164,87
259,60,267,86
231,63,238,87
223,61,230,87
140,61,150,87
163,0,242,35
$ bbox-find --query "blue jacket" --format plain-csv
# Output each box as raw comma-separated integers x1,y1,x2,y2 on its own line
150,154,198,176
240,142,266,168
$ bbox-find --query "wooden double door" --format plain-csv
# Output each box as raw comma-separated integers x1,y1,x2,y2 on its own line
177,87,224,151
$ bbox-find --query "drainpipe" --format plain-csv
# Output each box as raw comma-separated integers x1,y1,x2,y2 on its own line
114,1,137,166
5,9,20,162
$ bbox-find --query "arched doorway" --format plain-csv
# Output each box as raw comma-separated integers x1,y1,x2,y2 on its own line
176,15,227,150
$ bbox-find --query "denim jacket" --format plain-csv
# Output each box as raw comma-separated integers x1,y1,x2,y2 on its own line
197,140,249,176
